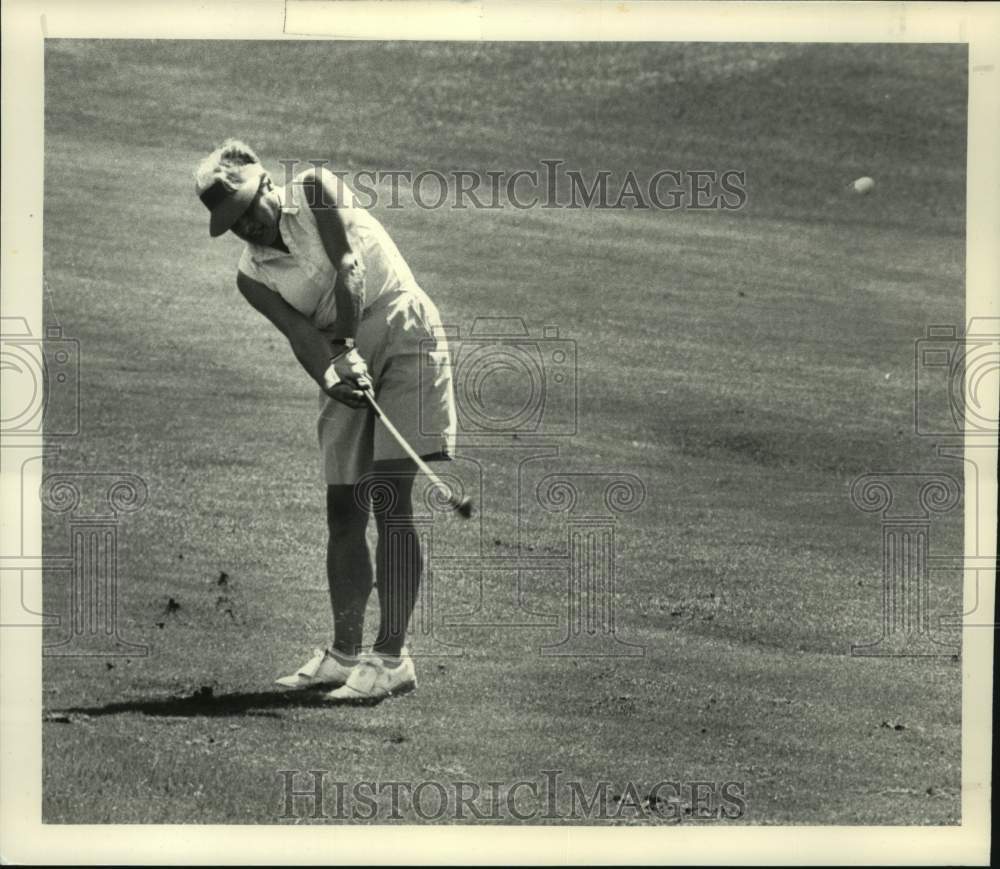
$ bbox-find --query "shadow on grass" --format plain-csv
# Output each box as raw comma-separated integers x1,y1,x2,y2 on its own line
55,686,363,719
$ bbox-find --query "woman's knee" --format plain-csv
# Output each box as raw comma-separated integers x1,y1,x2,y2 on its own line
326,484,369,536
369,467,416,522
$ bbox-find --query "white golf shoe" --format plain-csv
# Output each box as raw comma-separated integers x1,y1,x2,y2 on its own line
323,649,416,704
274,647,358,689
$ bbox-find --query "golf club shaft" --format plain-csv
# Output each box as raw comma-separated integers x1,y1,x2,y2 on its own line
362,390,455,499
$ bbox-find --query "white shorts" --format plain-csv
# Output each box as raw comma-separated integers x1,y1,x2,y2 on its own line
317,285,457,485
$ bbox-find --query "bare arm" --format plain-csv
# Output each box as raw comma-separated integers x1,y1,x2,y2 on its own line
236,270,368,407
301,167,365,341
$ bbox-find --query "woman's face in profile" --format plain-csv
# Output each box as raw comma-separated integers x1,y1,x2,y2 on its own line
231,175,282,245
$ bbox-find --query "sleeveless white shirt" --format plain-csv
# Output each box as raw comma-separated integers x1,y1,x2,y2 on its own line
237,170,418,329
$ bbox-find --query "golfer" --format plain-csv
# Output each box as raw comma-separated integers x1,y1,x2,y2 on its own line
194,140,456,703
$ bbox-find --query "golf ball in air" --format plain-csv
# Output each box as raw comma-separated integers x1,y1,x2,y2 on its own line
852,176,876,195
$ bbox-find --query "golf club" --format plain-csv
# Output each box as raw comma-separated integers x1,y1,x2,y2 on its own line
362,389,473,518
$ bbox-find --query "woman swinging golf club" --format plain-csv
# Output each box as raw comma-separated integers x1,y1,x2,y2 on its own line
194,140,457,703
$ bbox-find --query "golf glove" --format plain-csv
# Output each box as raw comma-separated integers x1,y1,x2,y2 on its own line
329,347,370,387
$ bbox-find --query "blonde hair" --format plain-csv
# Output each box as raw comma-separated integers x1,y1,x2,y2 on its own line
194,139,262,195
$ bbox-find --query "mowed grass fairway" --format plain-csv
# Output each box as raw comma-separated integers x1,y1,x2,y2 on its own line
42,42,965,824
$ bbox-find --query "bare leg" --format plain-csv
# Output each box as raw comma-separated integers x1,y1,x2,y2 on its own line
370,460,420,658
326,484,373,657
